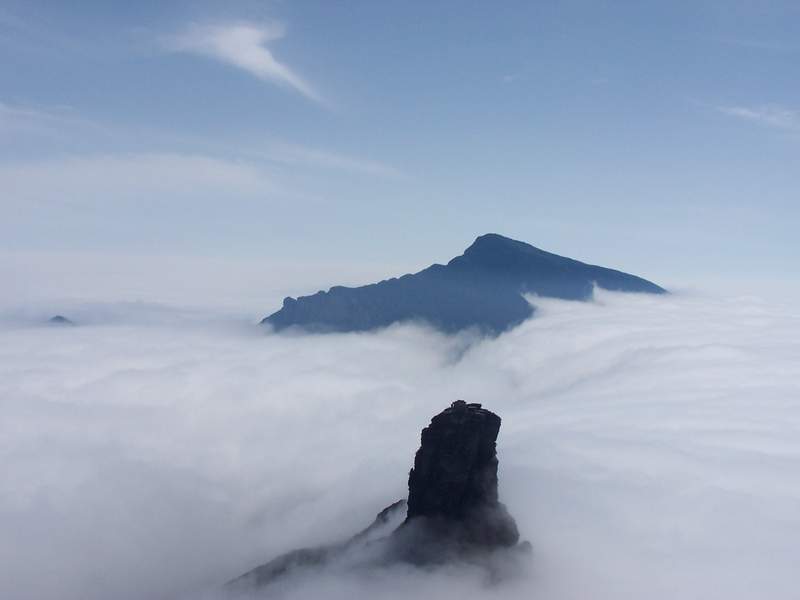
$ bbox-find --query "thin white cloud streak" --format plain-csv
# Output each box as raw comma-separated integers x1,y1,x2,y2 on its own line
0,152,274,208
0,102,109,138
0,100,401,178
714,37,799,52
165,21,322,104
1,291,800,599
261,143,404,178
0,102,64,132
718,105,800,132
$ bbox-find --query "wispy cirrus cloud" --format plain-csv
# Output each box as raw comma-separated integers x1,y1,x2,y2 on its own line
0,102,63,134
0,102,106,137
261,143,404,178
718,105,800,132
0,152,275,209
0,99,402,178
714,37,799,53
164,21,322,104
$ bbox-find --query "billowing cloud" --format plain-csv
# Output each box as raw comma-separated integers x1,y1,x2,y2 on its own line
166,21,322,104
1,291,799,599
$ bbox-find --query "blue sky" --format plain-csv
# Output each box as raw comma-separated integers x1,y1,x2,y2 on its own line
2,1,798,304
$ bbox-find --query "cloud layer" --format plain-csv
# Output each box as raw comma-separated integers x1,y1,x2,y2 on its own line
1,291,799,599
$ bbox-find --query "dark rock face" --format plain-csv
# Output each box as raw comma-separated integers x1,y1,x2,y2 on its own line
403,401,519,549
262,233,666,335
227,402,523,593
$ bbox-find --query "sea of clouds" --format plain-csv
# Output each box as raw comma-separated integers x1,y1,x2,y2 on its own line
2,290,800,600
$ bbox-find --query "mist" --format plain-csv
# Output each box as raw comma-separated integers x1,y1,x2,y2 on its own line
2,290,799,599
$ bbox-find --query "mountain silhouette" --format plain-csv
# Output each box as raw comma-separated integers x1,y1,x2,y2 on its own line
262,234,666,334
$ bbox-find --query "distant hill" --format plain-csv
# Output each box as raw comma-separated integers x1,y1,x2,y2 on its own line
262,234,666,334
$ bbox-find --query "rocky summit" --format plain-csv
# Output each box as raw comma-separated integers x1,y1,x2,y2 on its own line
227,401,525,593
402,401,519,550
262,233,666,334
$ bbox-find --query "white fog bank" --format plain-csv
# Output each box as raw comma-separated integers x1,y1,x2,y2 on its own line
1,291,799,599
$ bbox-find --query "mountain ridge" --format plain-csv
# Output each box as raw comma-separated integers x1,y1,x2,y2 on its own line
262,234,666,334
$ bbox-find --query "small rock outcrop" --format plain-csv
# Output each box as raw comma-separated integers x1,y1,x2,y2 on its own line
227,402,524,593
48,315,74,326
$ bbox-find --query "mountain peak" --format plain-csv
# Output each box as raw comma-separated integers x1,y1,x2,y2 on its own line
262,235,666,334
464,233,534,254
452,233,555,270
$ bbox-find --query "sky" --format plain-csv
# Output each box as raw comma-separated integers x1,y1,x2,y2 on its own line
2,0,799,310
3,5,800,598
